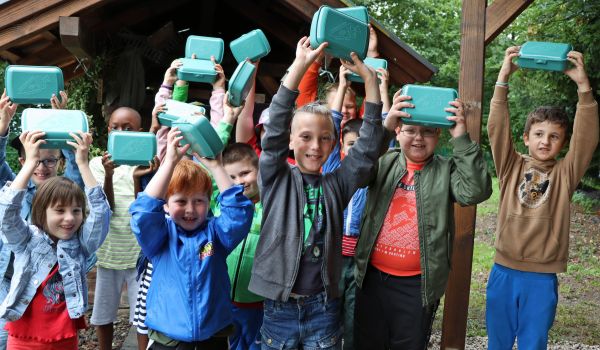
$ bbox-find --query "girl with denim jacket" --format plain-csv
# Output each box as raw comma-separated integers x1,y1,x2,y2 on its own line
0,130,110,350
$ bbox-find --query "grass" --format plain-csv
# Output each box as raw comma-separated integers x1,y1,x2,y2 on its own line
432,176,600,345
477,176,500,216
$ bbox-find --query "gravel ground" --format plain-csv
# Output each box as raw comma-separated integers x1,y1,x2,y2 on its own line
78,308,132,350
427,331,600,349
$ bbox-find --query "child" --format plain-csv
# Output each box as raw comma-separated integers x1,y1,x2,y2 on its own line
129,127,253,349
249,37,385,349
0,129,110,349
222,143,263,350
353,89,492,349
0,90,84,350
486,47,598,349
89,106,145,350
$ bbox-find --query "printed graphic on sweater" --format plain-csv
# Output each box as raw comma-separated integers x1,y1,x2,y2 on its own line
518,168,551,209
370,167,422,276
42,271,65,313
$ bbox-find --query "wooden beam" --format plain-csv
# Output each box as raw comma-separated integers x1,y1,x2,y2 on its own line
257,75,279,97
0,0,64,31
0,0,114,51
60,16,95,59
0,49,20,62
224,0,300,49
440,0,486,349
17,44,73,66
485,0,533,45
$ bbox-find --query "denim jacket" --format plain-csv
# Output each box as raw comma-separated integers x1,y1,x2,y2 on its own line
0,132,85,287
0,184,111,321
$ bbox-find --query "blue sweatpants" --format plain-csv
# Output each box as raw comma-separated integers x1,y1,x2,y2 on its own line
486,263,558,350
230,304,263,350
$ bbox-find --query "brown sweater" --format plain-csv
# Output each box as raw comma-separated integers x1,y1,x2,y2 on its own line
487,86,598,273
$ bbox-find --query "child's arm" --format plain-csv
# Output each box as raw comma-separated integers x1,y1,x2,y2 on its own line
562,51,599,189
322,65,349,173
67,132,112,254
0,90,19,184
295,56,322,108
100,152,116,210
445,100,493,205
377,67,391,114
217,92,245,145
144,128,190,199
335,53,384,201
487,46,520,180
260,37,327,185
235,61,258,143
50,91,68,110
209,56,227,127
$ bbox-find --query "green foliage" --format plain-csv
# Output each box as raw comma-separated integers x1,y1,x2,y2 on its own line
572,190,600,213
357,0,600,178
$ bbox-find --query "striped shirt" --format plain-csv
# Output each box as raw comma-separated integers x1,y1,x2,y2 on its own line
90,156,141,269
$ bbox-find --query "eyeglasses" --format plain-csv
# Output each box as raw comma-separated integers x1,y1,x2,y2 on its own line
399,128,438,138
36,158,59,168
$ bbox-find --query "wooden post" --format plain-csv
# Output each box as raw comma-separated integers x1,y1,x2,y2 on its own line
440,0,486,349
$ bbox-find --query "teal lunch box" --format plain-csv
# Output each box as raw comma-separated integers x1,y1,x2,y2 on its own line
400,85,458,128
177,58,217,83
228,61,256,107
21,108,88,149
172,115,224,158
338,6,369,23
230,29,271,63
5,65,64,105
108,131,157,166
310,6,369,61
347,57,387,83
517,41,572,72
158,99,206,127
185,35,224,63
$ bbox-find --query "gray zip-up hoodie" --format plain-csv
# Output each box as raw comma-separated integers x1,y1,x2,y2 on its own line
249,85,384,301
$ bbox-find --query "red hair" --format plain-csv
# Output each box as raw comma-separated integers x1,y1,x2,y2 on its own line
166,159,212,198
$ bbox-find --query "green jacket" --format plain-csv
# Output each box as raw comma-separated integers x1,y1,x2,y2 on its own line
226,202,263,303
354,133,492,306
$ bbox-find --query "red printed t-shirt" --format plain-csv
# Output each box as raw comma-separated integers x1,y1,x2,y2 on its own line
6,264,86,342
370,161,424,276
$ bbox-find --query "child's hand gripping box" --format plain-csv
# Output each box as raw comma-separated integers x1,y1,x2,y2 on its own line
310,6,369,61
347,57,387,83
5,65,64,105
107,131,157,166
172,115,224,159
230,29,271,64
21,108,88,149
228,61,256,107
177,58,218,84
158,99,206,127
185,35,224,63
517,41,573,72
400,85,458,128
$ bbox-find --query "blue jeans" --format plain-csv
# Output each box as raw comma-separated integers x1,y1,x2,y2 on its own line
486,263,558,350
261,292,342,349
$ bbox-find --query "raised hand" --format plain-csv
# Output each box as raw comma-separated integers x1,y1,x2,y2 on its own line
164,59,183,86
67,131,93,166
134,155,161,179
564,51,591,91
101,151,116,178
0,90,18,135
50,91,68,109
384,89,414,131
498,46,520,82
164,127,191,165
212,55,226,90
445,99,467,139
19,130,46,165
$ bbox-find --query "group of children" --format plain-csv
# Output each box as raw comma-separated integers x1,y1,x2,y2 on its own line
0,28,596,350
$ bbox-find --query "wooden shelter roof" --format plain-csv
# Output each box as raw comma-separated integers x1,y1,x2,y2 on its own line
0,0,437,97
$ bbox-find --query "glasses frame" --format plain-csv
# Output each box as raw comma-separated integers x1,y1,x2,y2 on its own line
36,157,59,169
399,128,438,138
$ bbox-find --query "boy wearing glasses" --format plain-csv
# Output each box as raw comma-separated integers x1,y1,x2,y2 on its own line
353,91,492,349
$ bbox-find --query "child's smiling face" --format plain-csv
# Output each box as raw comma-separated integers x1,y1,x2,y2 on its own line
289,112,336,175
164,192,209,231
